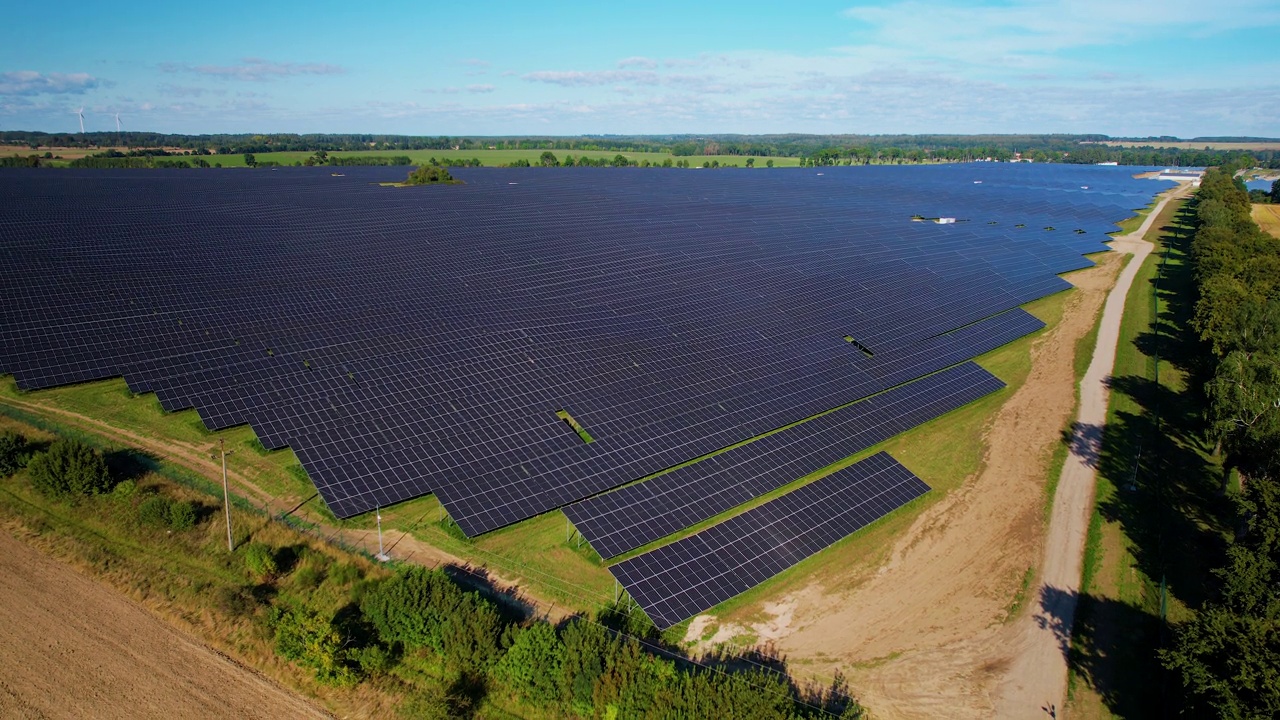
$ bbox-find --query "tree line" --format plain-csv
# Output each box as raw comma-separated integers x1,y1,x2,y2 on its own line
1160,165,1280,717
3,130,1276,168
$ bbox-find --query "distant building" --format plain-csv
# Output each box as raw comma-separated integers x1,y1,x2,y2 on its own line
1157,168,1205,185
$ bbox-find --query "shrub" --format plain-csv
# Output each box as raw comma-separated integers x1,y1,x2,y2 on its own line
167,500,197,531
270,605,358,685
138,495,173,527
0,430,27,477
495,621,564,703
111,478,138,499
27,438,112,496
244,542,278,579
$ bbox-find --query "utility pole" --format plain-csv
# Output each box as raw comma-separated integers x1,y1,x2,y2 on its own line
213,439,235,551
375,505,390,562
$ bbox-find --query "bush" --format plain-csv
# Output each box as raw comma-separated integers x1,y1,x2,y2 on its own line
137,494,195,530
167,500,197,530
495,622,564,703
270,605,358,685
0,430,27,477
27,438,112,496
112,478,138,499
138,495,173,527
244,542,278,579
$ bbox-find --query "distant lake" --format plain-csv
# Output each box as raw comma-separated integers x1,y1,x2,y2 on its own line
1247,178,1276,192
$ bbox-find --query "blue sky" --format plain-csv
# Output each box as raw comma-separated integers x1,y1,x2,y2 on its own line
2,0,1277,137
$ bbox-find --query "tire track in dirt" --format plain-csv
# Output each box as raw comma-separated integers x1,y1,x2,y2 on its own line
0,530,331,719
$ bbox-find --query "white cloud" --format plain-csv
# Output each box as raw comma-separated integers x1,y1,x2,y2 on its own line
617,56,658,69
839,0,1280,74
0,71,103,96
467,84,495,94
159,58,344,81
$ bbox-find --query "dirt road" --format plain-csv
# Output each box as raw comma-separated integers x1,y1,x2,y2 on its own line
992,182,1195,717
0,530,330,720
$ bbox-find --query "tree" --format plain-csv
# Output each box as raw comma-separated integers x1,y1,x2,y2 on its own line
360,566,502,673
405,164,456,185
26,438,111,496
1162,603,1280,718
745,157,755,168
1272,179,1280,204
495,622,564,703
0,430,26,477
243,152,256,167
766,159,774,168
539,151,559,167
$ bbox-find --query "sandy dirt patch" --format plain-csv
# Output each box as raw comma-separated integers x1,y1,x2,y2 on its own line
0,530,329,720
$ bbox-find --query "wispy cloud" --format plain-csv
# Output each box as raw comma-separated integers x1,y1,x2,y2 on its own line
617,56,657,69
159,57,344,81
155,83,225,98
0,71,103,96
839,0,1280,75
524,70,661,87
467,84,495,94
523,69,738,94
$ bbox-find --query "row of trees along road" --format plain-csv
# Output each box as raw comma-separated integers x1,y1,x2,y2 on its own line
1160,166,1280,717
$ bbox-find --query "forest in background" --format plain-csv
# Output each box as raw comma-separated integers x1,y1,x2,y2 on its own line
2,131,1277,169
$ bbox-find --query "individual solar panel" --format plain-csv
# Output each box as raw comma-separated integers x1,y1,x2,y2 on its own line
609,451,929,629
565,360,1002,558
0,164,1172,532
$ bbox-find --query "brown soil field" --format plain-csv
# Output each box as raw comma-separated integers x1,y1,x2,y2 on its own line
0,530,329,719
1253,203,1280,238
1092,140,1280,150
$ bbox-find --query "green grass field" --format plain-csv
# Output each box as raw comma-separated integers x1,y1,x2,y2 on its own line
182,148,803,169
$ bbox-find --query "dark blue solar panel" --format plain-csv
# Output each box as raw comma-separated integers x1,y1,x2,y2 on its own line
565,360,1003,558
610,451,929,629
0,164,1171,531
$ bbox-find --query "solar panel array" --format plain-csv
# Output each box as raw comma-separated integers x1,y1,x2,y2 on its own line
565,360,1004,559
610,451,930,629
0,164,1169,539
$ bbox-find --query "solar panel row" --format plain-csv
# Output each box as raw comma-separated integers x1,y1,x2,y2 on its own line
610,451,929,629
0,165,1170,534
565,360,1003,558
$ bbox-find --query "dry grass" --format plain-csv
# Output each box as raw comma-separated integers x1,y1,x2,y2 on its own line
0,144,192,160
1091,140,1280,150
1252,203,1280,239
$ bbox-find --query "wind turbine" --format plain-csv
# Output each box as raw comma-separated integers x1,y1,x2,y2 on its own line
76,106,85,134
